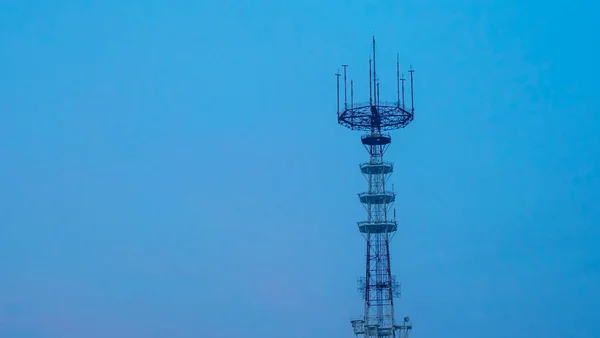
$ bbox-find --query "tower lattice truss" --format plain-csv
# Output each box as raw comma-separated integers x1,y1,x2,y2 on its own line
337,38,415,338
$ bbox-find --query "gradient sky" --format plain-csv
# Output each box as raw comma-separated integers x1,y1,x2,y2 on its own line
1,1,599,337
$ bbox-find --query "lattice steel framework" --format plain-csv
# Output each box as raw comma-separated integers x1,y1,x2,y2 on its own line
336,37,415,338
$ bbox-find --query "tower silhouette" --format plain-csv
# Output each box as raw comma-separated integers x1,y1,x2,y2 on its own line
336,37,415,338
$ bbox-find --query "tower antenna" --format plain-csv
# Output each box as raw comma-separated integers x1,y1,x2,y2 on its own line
401,74,406,108
372,37,377,105
409,66,415,113
396,53,400,107
336,37,416,338
336,69,341,117
351,80,354,109
369,58,373,105
343,65,348,110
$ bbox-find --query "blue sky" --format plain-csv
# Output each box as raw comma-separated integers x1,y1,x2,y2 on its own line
0,0,598,337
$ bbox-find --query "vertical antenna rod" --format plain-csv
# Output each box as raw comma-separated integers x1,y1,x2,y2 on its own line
396,53,400,107
409,66,415,113
372,37,377,103
336,69,341,116
401,74,406,109
343,65,348,110
351,80,354,109
369,59,373,105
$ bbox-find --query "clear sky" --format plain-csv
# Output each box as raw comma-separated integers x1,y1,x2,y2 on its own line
1,1,598,337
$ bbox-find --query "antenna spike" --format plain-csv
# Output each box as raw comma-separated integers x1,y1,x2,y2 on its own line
336,69,341,117
343,65,348,110
372,37,377,104
351,80,354,109
396,53,400,107
369,58,372,105
409,66,415,113
401,73,405,109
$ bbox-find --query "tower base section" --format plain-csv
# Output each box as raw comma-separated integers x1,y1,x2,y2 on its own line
351,320,412,338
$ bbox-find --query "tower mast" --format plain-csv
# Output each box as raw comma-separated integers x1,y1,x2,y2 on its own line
337,37,416,338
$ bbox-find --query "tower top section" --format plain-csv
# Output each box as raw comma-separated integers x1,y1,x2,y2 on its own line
336,37,415,132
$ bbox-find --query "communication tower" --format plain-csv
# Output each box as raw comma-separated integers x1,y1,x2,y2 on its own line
336,37,415,338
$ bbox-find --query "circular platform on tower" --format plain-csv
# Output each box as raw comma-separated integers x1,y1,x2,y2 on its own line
361,134,391,146
358,192,395,204
358,221,397,233
360,162,394,175
338,102,414,131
